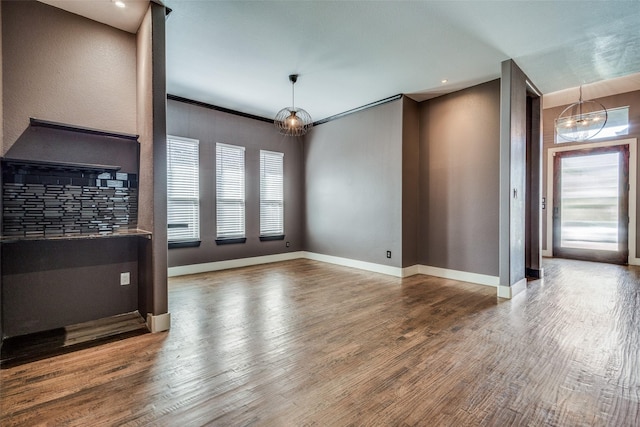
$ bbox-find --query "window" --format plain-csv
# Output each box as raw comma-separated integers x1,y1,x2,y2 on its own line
260,150,284,238
167,136,200,244
216,143,245,241
556,106,629,143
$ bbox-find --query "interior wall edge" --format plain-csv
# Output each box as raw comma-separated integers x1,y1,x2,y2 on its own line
497,277,527,299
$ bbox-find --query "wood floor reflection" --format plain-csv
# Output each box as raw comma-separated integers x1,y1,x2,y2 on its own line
1,258,639,426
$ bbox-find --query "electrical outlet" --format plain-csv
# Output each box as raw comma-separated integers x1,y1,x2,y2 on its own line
120,272,130,286
286,241,290,248
386,251,391,259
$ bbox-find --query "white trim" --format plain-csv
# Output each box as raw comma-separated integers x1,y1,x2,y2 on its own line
168,253,503,289
146,312,170,332
545,138,637,263
303,252,404,277
497,277,526,299
168,251,305,277
418,265,499,287
402,265,421,277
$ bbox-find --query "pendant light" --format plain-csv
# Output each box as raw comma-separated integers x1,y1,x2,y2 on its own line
555,86,607,143
274,74,313,137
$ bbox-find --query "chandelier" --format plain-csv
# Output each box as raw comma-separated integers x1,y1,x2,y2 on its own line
274,74,313,137
555,86,607,143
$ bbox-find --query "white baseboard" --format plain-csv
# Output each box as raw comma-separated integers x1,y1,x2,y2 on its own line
402,264,421,277
629,257,640,266
497,277,527,299
542,249,552,257
168,251,306,277
303,252,404,277
168,253,503,289
147,312,170,332
418,265,499,288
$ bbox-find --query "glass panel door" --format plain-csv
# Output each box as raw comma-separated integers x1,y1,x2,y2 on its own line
553,145,629,264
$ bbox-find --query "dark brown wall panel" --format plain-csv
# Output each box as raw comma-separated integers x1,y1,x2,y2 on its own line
2,238,139,337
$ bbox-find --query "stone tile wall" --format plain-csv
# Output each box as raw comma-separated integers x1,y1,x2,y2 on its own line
2,164,138,237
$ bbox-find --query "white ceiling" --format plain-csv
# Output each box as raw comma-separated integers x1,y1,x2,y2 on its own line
40,0,640,121
39,0,149,33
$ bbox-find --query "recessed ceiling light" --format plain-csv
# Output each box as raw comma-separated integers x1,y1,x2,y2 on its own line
441,79,448,84
114,0,126,8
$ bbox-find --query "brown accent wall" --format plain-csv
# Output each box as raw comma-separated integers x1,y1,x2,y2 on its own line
304,99,403,267
136,3,168,318
0,0,4,344
2,238,139,337
0,1,167,338
418,80,501,276
166,99,305,267
1,1,136,155
542,89,640,255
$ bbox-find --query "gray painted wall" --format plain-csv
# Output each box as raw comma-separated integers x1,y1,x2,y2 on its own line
402,97,420,268
166,99,304,267
304,99,403,267
1,1,137,154
418,80,501,276
542,89,640,255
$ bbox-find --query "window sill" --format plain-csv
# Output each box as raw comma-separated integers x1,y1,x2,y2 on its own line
259,235,285,242
169,240,201,249
215,237,247,245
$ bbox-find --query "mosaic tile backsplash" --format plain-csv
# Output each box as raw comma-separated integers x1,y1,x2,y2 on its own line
2,161,138,238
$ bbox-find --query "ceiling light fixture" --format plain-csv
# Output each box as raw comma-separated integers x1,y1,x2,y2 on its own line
114,0,126,8
441,79,448,84
274,74,313,137
555,86,607,143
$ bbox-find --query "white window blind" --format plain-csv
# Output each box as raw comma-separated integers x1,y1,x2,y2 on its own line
216,143,245,238
167,136,200,242
260,150,284,236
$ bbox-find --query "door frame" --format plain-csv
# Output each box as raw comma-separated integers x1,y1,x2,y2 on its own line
544,137,638,264
552,145,629,264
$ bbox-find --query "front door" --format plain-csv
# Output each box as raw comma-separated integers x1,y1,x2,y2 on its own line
553,145,629,264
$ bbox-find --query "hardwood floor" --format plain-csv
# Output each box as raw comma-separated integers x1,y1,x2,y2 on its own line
1,258,638,426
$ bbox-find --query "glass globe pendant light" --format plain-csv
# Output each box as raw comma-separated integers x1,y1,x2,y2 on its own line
555,86,608,143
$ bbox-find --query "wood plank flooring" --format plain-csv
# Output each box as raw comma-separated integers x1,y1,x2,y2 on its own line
1,258,639,426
